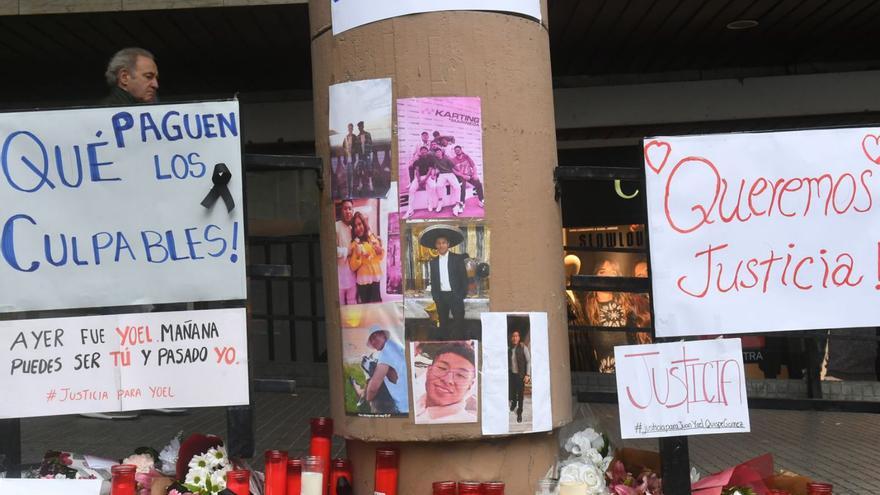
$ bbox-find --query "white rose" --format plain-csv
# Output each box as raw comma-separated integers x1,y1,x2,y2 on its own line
559,463,606,495
582,448,603,467
565,428,603,456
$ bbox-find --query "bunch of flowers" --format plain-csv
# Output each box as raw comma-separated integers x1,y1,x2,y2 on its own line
557,427,614,495
606,459,662,495
179,445,232,495
38,451,82,479
121,447,165,495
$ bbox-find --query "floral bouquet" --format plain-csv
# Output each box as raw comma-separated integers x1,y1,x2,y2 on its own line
121,447,166,495
556,425,614,494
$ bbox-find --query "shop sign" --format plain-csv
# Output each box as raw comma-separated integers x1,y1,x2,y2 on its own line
0,308,248,419
644,128,880,336
330,0,542,35
615,338,749,439
0,101,246,313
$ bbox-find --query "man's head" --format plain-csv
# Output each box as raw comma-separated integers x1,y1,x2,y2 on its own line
340,200,354,224
105,47,159,103
433,131,441,138
367,328,389,351
454,145,463,157
421,131,430,141
418,146,429,157
433,148,444,159
348,123,354,134
510,330,521,346
426,343,476,407
434,235,449,255
357,121,365,132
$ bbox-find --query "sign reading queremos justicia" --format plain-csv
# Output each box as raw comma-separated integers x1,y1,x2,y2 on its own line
330,0,542,35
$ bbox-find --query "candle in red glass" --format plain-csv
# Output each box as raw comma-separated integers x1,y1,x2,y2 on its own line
373,447,399,495
458,481,482,495
329,458,353,495
309,417,333,495
482,481,505,494
287,458,303,495
227,469,251,495
264,450,289,495
807,482,833,494
110,464,137,495
432,481,458,495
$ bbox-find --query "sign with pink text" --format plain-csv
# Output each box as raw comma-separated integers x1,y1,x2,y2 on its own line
645,129,880,336
0,308,248,419
615,339,749,439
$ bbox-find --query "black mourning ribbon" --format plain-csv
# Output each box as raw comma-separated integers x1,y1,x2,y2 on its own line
201,163,235,212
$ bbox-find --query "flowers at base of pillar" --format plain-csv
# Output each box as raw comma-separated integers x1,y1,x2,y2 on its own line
557,426,614,495
37,451,100,480
181,445,231,495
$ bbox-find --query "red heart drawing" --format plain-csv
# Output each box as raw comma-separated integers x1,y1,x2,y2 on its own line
861,134,880,165
644,140,672,174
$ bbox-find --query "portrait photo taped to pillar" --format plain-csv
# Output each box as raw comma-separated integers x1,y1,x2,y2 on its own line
398,97,485,220
410,340,479,424
402,221,489,343
334,184,401,307
329,78,393,200
341,302,409,417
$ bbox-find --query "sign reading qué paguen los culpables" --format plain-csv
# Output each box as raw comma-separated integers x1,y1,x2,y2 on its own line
0,101,246,313
0,308,249,419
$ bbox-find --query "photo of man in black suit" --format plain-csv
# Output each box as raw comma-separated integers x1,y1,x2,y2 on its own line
419,224,469,340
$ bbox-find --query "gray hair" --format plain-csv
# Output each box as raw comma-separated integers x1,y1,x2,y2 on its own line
104,47,154,86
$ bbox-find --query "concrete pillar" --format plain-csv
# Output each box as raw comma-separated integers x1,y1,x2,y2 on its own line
309,3,570,493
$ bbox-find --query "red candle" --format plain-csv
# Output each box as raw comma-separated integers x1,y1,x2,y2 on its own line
807,482,833,494
226,469,251,495
329,458,352,495
482,481,505,494
264,450,289,495
110,464,137,495
287,458,303,495
458,481,482,495
309,417,333,495
432,481,458,495
373,447,399,495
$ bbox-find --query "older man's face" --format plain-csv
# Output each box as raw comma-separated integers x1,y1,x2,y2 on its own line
426,352,474,407
120,55,159,103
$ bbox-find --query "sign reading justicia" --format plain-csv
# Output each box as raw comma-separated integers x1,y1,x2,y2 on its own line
330,0,542,35
644,127,880,337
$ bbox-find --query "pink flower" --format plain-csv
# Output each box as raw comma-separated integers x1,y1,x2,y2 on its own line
612,484,638,495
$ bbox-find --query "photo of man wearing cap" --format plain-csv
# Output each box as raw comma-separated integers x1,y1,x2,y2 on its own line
420,224,469,340
348,325,409,416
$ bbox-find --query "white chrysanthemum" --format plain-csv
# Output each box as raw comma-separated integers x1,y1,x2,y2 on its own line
209,468,228,491
206,446,229,469
188,453,210,471
121,453,155,474
185,466,209,488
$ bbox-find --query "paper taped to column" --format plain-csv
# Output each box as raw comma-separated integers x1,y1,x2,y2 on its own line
330,0,543,35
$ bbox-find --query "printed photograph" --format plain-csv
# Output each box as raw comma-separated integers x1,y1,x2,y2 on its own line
398,97,485,220
329,78,393,199
341,302,409,417
402,221,490,342
410,340,479,424
335,183,402,306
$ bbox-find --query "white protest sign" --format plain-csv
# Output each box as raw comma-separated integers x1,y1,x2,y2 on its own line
615,339,749,439
330,0,542,35
644,128,880,337
0,101,245,313
0,479,102,494
0,308,248,419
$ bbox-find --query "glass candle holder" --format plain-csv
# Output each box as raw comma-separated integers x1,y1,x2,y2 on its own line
310,417,333,495
287,458,303,495
330,458,353,495
264,450,288,495
373,447,399,495
226,469,251,495
458,481,482,495
110,464,137,495
482,481,505,494
302,456,325,495
807,482,833,494
432,481,458,495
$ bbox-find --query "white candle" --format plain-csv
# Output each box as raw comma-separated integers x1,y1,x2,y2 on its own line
300,471,323,495
558,481,587,495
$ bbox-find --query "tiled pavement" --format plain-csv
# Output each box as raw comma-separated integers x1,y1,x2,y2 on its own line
20,388,880,493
